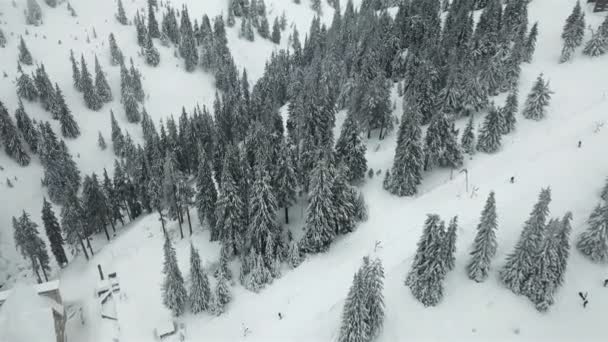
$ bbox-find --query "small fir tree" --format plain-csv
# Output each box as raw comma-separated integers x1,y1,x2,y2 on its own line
98,131,107,150
467,192,498,282
18,37,33,65
461,116,476,155
576,204,608,263
94,55,113,103
69,50,82,91
13,211,51,282
41,197,68,267
523,22,538,63
0,101,30,166
583,29,607,57
335,112,367,184
271,17,281,44
189,244,212,313
500,188,551,295
476,104,503,153
522,74,553,121
501,90,518,134
80,55,102,111
388,105,424,197
55,84,80,138
161,234,187,316
109,33,124,66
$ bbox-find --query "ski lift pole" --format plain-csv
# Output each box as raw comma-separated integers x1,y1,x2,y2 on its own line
459,168,468,193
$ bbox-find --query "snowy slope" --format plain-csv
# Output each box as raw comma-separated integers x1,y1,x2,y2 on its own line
0,0,336,284
1,0,608,341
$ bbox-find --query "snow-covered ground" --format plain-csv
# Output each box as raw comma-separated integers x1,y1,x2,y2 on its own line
1,0,608,341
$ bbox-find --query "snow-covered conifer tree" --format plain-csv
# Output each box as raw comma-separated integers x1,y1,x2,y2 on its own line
559,1,585,63
271,17,281,44
523,22,538,63
215,158,244,256
144,32,160,67
15,99,39,153
60,191,89,259
500,188,551,295
522,74,552,121
476,104,502,153
336,112,367,184
13,211,51,282
577,204,608,263
405,215,448,306
41,197,67,267
443,216,458,272
275,145,298,224
388,105,423,197
55,84,80,138
0,101,30,166
501,90,518,134
26,0,43,26
80,55,102,111
17,68,39,101
115,0,128,24
94,56,113,103
161,234,187,316
460,116,475,155
467,191,498,282
189,244,212,313
109,33,124,66
69,50,82,91
19,37,33,65
98,132,107,150
214,265,232,314
300,156,337,254
583,29,607,57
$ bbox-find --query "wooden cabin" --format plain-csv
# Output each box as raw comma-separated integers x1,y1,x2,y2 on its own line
0,281,66,342
589,0,608,12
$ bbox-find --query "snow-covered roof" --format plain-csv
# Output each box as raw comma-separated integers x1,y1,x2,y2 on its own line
156,318,176,337
0,279,61,304
35,279,60,293
0,284,60,342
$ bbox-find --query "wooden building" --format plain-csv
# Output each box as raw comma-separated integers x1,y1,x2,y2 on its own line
0,280,66,342
589,0,608,12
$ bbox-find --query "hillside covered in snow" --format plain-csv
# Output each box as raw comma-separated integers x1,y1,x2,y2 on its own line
1,0,608,341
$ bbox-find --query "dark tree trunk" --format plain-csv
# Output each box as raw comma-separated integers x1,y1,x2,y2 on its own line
158,209,166,236
101,223,110,241
284,206,289,224
40,258,49,282
31,257,42,283
186,208,193,236
367,129,371,139
108,215,116,233
79,237,89,260
123,200,133,221
172,188,184,239
87,237,94,256
379,122,385,140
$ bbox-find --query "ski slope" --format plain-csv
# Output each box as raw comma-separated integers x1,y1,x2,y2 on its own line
1,0,608,341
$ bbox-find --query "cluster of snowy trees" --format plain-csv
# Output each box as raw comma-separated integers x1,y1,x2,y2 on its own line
338,256,385,342
405,214,458,306
229,0,287,44
558,0,608,60
401,188,572,312
69,51,113,111
500,188,573,312
161,236,232,316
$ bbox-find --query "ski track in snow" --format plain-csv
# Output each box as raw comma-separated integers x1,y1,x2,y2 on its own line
1,0,608,341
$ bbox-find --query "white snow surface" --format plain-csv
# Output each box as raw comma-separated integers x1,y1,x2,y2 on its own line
0,0,607,341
